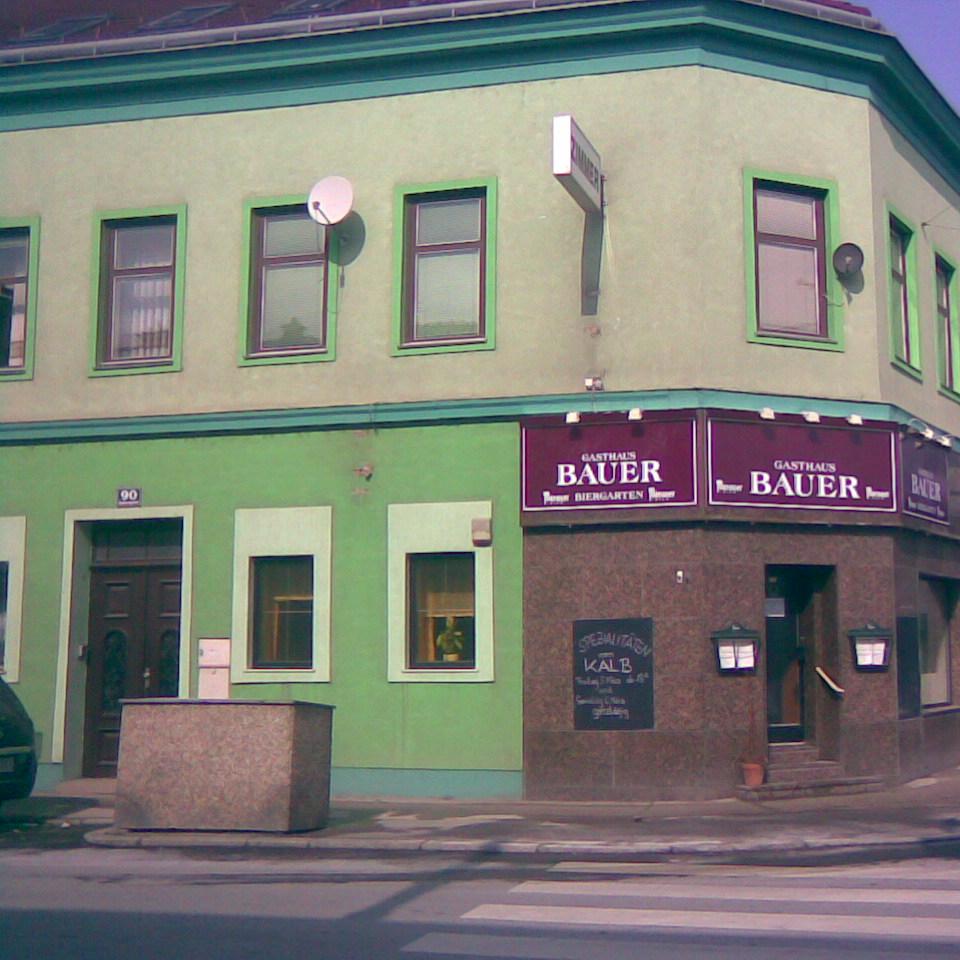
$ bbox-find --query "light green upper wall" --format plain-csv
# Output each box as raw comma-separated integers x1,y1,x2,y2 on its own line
869,109,960,424
0,63,958,436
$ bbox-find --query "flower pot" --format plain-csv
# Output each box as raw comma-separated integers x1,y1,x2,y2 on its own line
740,761,765,788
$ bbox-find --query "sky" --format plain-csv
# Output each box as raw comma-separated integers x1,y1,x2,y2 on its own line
864,0,960,110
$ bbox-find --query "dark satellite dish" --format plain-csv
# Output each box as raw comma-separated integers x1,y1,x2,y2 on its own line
833,242,864,277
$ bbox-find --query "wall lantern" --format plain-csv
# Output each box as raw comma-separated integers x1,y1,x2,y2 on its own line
849,623,892,672
711,623,759,674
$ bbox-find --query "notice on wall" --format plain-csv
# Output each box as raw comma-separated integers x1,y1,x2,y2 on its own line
522,414,697,513
573,618,654,730
708,417,897,513
901,436,950,525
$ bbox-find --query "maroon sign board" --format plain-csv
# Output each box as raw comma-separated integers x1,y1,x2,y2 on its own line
707,417,898,513
901,436,950,525
521,415,697,513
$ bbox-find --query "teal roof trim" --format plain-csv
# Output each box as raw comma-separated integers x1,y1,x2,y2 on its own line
1,1,959,190
0,389,926,446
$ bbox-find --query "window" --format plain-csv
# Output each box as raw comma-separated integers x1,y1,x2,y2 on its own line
754,184,827,338
888,212,920,374
918,578,955,708
937,255,959,394
388,501,493,682
249,556,313,669
744,173,841,350
394,178,497,354
0,219,39,379
93,208,185,374
246,205,329,359
408,553,476,668
231,507,331,683
0,518,26,683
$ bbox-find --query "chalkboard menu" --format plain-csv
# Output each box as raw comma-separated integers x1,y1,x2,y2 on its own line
573,618,654,730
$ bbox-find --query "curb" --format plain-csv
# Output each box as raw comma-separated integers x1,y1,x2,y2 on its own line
83,826,960,863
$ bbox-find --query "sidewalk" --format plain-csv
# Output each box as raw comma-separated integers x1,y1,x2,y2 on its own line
32,765,960,862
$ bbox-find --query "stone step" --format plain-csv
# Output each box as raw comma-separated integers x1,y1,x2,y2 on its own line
736,776,886,802
766,760,845,784
767,743,819,765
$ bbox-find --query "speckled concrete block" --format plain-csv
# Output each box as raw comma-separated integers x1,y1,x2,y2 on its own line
115,700,334,832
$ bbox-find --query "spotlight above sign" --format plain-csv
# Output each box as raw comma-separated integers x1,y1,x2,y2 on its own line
552,115,603,215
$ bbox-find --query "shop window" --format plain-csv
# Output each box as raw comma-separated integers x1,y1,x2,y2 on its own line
918,578,955,708
407,553,476,668
0,518,25,682
937,255,960,395
231,507,331,683
0,220,39,380
394,179,497,355
245,205,330,360
888,212,921,375
387,501,493,682
92,208,185,375
744,173,841,351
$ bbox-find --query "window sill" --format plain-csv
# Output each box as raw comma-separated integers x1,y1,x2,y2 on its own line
938,385,960,405
240,350,333,367
891,356,923,382
231,667,328,684
394,338,493,357
0,368,32,381
748,332,842,352
91,360,180,378
389,666,492,683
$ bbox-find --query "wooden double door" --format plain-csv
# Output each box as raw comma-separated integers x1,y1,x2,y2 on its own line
83,564,181,777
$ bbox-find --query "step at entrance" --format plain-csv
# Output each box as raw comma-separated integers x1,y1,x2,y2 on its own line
736,742,885,800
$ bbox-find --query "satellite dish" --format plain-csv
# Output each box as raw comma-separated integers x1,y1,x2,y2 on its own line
832,242,864,277
307,176,354,226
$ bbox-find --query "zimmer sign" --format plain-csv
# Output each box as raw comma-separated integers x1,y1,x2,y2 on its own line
522,416,697,513
708,417,897,512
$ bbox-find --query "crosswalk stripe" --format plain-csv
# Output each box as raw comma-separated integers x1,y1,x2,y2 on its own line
461,903,960,940
512,879,960,906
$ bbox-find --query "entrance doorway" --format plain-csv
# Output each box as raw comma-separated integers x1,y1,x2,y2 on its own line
82,520,182,777
764,565,834,744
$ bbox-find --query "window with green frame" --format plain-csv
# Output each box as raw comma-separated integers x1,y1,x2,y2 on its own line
91,207,186,375
0,218,40,380
393,178,497,356
888,212,921,375
743,171,842,351
937,254,959,395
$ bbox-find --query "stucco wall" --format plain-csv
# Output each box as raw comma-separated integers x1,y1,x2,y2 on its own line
4,65,943,425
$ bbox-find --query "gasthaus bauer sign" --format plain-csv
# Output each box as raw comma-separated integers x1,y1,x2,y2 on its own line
522,414,697,512
708,416,897,512
901,435,950,525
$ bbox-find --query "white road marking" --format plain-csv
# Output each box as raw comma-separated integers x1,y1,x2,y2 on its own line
461,903,960,940
512,879,960,905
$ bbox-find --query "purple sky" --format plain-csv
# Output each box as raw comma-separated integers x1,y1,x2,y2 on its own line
864,0,960,111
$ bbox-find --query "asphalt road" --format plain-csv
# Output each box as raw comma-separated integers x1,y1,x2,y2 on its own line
2,849,960,959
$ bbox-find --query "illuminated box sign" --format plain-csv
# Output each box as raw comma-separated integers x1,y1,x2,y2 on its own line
708,417,897,512
901,436,949,525
552,115,603,214
522,415,697,513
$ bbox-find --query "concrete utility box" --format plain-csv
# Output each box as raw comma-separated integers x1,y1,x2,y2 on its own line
115,699,334,832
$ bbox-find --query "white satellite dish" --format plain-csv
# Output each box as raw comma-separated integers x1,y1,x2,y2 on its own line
307,176,354,226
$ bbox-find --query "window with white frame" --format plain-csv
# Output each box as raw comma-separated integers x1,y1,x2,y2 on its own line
387,501,493,682
0,517,26,682
231,507,331,683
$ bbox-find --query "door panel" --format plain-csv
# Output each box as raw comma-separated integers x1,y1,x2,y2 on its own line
84,565,180,777
766,613,805,742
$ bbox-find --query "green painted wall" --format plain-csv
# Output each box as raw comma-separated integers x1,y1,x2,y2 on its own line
0,421,523,780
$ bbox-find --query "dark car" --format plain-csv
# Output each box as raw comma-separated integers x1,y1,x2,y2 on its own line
0,675,37,801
